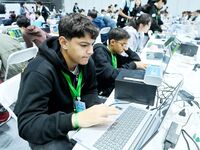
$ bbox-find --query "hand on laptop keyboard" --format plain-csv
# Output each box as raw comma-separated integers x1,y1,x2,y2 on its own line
74,104,118,128
135,61,147,69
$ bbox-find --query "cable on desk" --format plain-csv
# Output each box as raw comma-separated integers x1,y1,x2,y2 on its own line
155,79,183,111
181,129,200,150
182,129,191,150
163,141,172,150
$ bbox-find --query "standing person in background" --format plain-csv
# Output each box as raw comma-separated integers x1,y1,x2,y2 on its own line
14,13,117,149
117,0,134,28
0,3,6,15
124,13,152,52
131,0,142,18
73,2,79,13
92,28,146,97
36,1,50,22
20,2,29,16
145,0,167,33
35,11,45,23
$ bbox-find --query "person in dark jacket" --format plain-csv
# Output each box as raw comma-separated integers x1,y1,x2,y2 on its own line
117,0,134,28
14,13,117,150
36,1,50,22
146,0,167,33
131,0,143,17
92,28,147,97
73,2,79,13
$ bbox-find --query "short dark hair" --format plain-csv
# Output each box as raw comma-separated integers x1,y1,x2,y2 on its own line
35,11,41,16
36,1,42,5
156,0,167,5
108,28,130,42
16,16,30,28
127,13,152,30
87,10,97,19
58,13,99,40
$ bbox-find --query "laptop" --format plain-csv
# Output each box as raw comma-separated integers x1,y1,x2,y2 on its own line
72,77,180,150
7,28,24,42
143,36,176,66
72,103,159,150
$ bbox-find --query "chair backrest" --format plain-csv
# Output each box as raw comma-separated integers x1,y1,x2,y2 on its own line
4,46,38,81
0,73,21,120
94,27,111,45
100,27,111,44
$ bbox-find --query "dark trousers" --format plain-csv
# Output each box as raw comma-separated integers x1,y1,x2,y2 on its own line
29,138,75,150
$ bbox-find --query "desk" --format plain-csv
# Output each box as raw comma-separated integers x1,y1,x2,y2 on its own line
73,40,200,150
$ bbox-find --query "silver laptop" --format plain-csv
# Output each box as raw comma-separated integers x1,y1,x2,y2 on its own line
72,103,158,150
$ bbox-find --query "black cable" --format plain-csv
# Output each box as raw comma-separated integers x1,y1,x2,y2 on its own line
182,129,191,150
181,129,200,150
152,79,183,111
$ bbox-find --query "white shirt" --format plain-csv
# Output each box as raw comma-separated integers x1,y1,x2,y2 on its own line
36,15,45,23
124,26,144,52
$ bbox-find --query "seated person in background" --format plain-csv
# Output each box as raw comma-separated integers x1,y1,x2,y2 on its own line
92,28,147,97
124,13,152,52
34,11,45,24
14,13,117,150
16,16,49,48
145,0,167,33
3,11,17,26
0,34,26,79
87,10,116,29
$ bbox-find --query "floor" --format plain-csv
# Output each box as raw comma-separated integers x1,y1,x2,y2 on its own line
0,117,31,150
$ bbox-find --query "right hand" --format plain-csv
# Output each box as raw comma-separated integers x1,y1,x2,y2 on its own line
73,104,118,128
135,61,147,70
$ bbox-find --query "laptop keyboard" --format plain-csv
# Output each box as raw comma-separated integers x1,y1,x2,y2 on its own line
94,106,147,150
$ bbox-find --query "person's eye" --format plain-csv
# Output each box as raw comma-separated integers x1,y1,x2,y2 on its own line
80,44,88,47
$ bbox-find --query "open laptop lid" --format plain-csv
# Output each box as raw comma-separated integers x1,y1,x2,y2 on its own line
162,37,181,73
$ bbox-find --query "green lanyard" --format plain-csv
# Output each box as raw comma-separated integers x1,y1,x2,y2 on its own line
62,70,83,101
111,53,117,69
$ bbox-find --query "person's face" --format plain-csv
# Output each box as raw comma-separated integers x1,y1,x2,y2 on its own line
135,0,141,6
140,22,151,33
36,4,41,8
157,1,164,10
110,39,128,54
60,34,95,65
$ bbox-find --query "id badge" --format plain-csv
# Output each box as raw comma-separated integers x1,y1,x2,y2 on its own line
74,100,86,112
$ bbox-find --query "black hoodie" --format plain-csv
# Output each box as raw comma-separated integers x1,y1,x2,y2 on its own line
14,37,102,145
92,43,141,97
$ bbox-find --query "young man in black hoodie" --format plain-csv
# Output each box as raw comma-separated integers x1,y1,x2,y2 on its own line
92,28,147,97
14,13,118,149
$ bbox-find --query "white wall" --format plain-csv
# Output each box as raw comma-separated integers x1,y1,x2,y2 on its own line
63,0,200,16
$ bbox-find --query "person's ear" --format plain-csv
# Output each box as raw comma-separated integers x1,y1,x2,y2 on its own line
110,39,116,46
59,36,68,50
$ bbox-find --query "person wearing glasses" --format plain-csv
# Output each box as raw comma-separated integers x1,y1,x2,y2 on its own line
14,13,118,150
92,28,147,97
